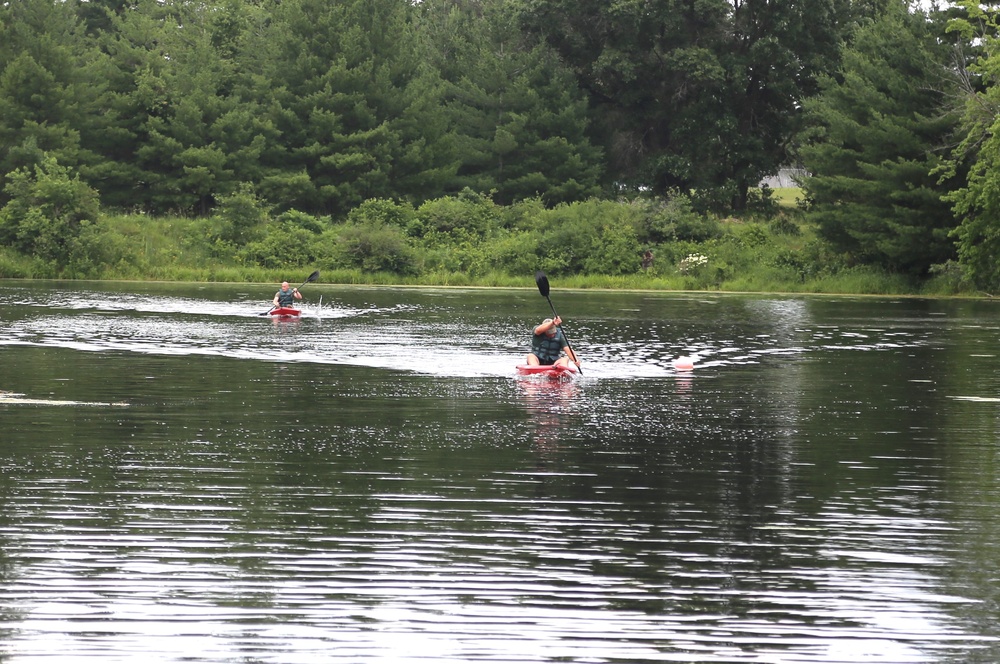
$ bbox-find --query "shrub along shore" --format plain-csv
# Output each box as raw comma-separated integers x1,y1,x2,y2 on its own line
0,186,974,297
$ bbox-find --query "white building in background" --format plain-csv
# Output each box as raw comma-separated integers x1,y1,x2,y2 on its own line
760,168,809,188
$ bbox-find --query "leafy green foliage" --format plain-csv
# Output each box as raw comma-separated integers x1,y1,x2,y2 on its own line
633,195,724,244
214,183,271,246
0,0,111,204
347,198,417,230
0,184,962,296
66,217,146,278
412,189,503,245
0,155,100,264
942,0,1000,290
519,0,854,212
238,210,330,269
465,229,542,277
245,0,458,216
333,221,418,274
0,0,993,289
532,199,644,275
583,221,641,275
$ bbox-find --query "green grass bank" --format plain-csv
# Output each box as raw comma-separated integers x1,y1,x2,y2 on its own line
0,188,976,297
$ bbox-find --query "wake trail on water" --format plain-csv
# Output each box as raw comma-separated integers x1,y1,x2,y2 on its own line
0,291,934,380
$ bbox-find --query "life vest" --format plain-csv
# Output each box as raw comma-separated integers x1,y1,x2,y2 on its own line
276,288,295,307
531,329,564,363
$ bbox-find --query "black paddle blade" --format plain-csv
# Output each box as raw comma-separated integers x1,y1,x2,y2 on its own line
535,271,550,297
306,270,320,283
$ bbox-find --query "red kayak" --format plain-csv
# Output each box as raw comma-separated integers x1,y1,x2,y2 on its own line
270,307,301,318
516,364,578,379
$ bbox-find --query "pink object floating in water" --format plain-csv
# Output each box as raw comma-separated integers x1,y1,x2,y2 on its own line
673,356,694,371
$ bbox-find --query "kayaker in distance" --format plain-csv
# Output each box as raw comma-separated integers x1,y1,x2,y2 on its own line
526,316,581,369
273,281,303,308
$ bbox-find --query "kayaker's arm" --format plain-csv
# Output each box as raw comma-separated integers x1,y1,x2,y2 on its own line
534,316,561,335
565,344,580,367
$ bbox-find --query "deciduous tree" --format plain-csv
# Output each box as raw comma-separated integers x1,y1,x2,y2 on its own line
0,156,101,265
942,0,1000,290
518,0,853,212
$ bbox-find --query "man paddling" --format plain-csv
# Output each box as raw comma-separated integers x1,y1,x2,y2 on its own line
273,281,303,308
526,316,580,369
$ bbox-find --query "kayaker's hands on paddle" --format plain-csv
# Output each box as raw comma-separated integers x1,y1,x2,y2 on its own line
564,339,581,369
549,317,582,367
533,271,583,375
534,316,562,335
259,271,319,316
567,347,581,369
526,315,580,369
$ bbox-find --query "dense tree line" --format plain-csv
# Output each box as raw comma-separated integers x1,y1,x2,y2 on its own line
0,0,606,217
4,0,1000,291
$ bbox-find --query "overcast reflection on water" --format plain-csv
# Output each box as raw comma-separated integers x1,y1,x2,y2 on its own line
1,282,1000,663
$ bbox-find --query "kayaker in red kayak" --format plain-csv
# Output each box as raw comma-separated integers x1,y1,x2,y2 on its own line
526,316,580,369
273,281,303,308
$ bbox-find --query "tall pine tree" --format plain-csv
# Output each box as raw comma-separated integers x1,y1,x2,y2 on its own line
418,0,603,206
800,2,961,275
0,0,109,205
244,0,457,216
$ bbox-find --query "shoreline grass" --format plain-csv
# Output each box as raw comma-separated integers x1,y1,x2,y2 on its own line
0,190,985,298
1,268,985,299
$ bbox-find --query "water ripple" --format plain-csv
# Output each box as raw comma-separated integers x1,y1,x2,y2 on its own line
2,285,998,662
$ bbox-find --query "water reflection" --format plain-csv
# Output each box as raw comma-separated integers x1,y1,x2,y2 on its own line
269,316,302,332
516,376,582,453
673,372,694,401
2,284,1000,662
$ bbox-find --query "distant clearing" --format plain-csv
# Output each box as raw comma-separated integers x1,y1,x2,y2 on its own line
770,187,803,208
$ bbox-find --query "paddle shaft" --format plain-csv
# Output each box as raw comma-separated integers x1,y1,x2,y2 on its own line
260,270,319,315
539,291,582,374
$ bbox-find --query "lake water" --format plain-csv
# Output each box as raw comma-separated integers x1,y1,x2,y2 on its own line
2,280,1000,663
